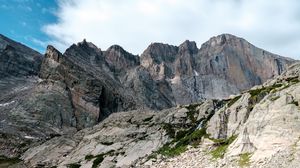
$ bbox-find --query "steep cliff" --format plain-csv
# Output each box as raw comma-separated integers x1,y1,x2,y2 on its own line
18,62,300,168
0,34,296,167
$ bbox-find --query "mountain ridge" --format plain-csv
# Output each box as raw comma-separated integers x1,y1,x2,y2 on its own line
0,33,297,167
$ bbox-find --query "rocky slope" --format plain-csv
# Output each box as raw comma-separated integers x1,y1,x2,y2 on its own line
15,62,300,168
0,33,296,167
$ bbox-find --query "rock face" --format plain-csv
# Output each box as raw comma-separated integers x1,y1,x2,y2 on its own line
0,34,42,78
18,62,300,168
0,33,297,167
141,34,293,104
39,43,140,129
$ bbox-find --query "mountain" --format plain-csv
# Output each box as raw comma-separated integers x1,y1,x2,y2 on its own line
0,34,42,78
0,33,296,167
141,34,293,104
20,62,300,168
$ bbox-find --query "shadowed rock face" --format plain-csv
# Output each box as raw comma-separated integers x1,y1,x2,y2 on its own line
0,34,42,78
39,44,140,129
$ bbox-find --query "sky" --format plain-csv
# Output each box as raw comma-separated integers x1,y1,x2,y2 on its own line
0,0,299,59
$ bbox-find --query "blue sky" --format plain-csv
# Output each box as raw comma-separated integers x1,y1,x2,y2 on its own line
0,0,57,53
0,0,299,59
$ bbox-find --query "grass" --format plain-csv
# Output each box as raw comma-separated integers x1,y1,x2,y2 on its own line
238,153,252,167
0,156,22,167
157,128,208,157
286,76,300,84
84,154,94,161
210,135,238,159
247,83,284,112
186,103,202,123
157,143,188,157
92,155,104,168
227,95,242,107
270,95,280,101
85,150,115,168
163,123,176,138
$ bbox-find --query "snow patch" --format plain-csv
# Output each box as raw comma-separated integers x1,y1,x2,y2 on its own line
24,135,36,139
0,101,15,107
194,70,199,76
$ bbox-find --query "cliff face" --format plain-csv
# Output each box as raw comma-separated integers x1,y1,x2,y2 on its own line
0,34,296,165
0,34,42,78
39,43,140,129
20,62,300,168
140,34,293,104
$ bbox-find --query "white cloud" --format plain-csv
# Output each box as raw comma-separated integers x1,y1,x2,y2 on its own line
43,0,300,59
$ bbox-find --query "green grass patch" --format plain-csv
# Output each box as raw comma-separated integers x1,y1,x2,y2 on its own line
157,128,208,157
92,155,104,168
286,76,300,84
210,135,237,159
85,150,115,168
238,153,251,167
270,95,280,101
227,95,242,107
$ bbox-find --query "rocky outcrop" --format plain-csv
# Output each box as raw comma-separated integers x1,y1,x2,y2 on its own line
0,34,42,78
39,43,140,129
149,63,300,168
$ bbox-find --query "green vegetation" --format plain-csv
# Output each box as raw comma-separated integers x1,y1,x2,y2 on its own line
227,95,242,107
157,143,188,157
238,153,252,167
249,83,283,98
67,163,81,168
186,103,201,123
210,135,238,159
0,156,22,167
155,102,218,158
84,154,94,161
270,95,280,101
84,150,115,168
286,76,300,84
247,83,284,112
163,123,176,138
92,155,104,168
157,128,208,157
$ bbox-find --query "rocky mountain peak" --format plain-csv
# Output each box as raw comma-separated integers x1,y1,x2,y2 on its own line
105,45,140,73
0,34,42,78
178,40,198,55
45,45,62,62
77,38,99,50
205,33,240,46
